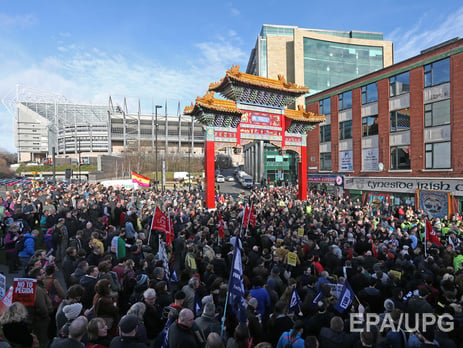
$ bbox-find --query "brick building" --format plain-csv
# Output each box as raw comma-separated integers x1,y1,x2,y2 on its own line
305,38,463,211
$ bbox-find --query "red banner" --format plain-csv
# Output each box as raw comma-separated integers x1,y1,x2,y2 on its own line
13,278,37,306
249,203,257,228
151,207,169,233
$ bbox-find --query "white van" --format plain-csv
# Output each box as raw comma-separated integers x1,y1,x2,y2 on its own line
173,172,190,181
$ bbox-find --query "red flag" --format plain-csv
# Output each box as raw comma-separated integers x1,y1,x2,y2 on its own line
150,207,169,234
218,213,225,239
425,219,441,246
242,205,251,229
249,203,257,228
370,238,378,258
166,216,174,247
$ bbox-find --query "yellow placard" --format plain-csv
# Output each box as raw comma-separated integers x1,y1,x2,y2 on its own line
287,252,297,266
389,269,402,279
31,171,38,175
298,227,304,237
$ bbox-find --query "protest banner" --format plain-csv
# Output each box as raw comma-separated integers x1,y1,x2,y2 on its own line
12,278,37,306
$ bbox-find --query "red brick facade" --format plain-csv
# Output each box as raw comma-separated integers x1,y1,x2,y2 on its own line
305,39,463,180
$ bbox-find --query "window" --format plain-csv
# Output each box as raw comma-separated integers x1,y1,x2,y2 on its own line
425,142,451,169
390,146,410,170
424,99,450,127
339,91,352,110
319,98,331,115
389,72,410,96
362,83,378,104
320,125,331,143
390,109,410,132
320,152,332,171
362,116,378,136
339,120,352,140
424,58,450,87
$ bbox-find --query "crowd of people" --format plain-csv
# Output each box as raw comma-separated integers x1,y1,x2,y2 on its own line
0,181,462,348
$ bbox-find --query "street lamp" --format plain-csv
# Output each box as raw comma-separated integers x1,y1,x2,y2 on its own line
154,105,162,190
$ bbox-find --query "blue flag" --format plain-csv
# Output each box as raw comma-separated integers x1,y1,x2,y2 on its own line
311,290,324,308
228,237,246,323
334,280,355,313
289,288,302,313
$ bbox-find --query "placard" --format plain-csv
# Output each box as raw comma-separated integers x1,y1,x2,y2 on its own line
287,252,297,266
12,278,37,306
297,228,304,237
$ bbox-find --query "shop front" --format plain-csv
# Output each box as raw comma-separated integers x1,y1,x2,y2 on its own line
343,176,463,214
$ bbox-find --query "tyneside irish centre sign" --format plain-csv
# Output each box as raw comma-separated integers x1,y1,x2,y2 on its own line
344,177,463,196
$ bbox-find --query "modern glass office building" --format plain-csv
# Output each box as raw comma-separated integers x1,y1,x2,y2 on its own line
246,25,393,95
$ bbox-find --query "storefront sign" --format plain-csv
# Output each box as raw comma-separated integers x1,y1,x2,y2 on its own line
308,175,338,184
344,177,463,196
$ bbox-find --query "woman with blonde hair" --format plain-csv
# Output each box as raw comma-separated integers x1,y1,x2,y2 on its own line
0,302,39,347
86,317,110,348
127,302,148,345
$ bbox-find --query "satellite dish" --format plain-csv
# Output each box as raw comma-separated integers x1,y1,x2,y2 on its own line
378,162,384,172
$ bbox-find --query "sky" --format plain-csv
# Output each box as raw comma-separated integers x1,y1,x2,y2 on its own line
0,0,462,153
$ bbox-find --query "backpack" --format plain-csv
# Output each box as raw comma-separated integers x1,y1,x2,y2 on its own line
15,235,30,251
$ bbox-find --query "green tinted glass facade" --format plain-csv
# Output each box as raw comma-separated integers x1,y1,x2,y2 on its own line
304,38,384,94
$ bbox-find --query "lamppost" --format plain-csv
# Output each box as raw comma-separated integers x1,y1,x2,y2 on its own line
188,116,193,192
154,105,162,190
78,139,81,183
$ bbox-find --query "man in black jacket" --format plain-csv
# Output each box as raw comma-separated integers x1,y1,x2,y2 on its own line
168,308,205,348
110,314,146,348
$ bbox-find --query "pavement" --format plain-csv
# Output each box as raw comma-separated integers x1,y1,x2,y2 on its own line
0,250,67,294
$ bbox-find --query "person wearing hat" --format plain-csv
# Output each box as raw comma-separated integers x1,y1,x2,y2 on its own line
109,314,145,348
194,302,221,339
58,302,83,338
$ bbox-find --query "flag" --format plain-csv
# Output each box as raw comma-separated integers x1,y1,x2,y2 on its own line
370,238,378,258
158,238,171,282
228,237,246,323
131,171,150,187
165,216,174,247
334,280,355,313
242,205,251,229
150,207,169,233
311,290,324,308
425,219,442,247
218,213,225,239
249,203,257,228
289,288,302,313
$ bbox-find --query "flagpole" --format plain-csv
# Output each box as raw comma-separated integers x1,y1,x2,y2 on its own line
424,218,428,258
148,206,156,244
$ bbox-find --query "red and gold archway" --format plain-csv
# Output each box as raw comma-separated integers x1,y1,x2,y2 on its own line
184,66,325,209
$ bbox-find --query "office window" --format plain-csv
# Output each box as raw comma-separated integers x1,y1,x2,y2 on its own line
389,72,410,96
424,99,450,127
319,98,331,115
362,83,378,104
424,58,450,87
320,152,332,171
320,125,331,143
339,120,352,140
425,142,451,169
339,91,352,110
390,108,410,132
362,115,378,136
390,146,411,170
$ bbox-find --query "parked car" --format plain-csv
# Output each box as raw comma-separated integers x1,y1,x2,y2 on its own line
216,174,225,183
226,176,234,182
